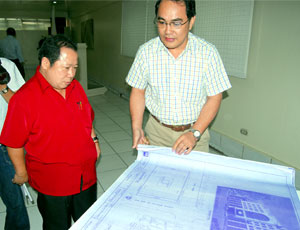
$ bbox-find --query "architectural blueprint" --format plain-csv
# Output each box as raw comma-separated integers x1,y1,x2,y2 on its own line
70,145,300,230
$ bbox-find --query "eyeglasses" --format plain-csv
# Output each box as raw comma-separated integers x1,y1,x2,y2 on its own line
154,18,189,29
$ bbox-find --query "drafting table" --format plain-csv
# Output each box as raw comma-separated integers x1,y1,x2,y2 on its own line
70,145,300,230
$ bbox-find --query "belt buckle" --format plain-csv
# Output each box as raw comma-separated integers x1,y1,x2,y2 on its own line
172,124,187,132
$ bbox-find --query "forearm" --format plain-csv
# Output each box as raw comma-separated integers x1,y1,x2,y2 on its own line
7,147,27,176
192,93,223,133
91,126,101,159
91,126,97,138
129,88,146,130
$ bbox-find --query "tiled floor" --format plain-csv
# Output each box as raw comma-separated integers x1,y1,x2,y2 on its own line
0,90,299,229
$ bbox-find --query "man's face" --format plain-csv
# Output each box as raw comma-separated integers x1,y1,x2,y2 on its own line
42,47,78,92
157,0,195,57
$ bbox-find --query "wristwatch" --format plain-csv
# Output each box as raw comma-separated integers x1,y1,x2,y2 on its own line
0,86,8,95
189,129,201,141
92,135,99,143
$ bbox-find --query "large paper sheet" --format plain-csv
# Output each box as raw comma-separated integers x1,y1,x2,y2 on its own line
70,145,300,230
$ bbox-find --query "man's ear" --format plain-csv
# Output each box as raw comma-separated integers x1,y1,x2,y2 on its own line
40,57,50,70
189,16,196,31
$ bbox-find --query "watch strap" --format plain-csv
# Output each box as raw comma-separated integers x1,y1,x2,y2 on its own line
92,135,99,143
188,128,201,141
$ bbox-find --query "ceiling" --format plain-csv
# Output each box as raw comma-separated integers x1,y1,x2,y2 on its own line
0,0,117,18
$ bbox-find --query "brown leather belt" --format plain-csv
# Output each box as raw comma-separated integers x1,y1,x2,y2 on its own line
151,115,192,132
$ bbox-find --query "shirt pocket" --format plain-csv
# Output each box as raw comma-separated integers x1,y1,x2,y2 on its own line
70,99,93,139
148,68,171,103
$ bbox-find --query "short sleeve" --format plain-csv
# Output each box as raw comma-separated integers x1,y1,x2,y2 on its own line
0,93,31,147
125,46,148,89
205,47,232,96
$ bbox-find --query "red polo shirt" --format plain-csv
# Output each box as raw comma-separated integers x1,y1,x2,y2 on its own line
0,67,97,196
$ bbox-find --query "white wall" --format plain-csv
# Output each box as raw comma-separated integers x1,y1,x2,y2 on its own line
210,1,300,169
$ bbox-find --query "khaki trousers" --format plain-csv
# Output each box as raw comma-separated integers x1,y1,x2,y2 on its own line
145,115,210,153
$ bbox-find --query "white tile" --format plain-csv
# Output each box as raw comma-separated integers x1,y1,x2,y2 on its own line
0,211,5,229
102,107,124,114
117,105,130,114
220,135,243,159
27,205,43,229
94,104,114,112
99,143,116,156
96,182,105,198
108,111,130,119
93,111,109,119
0,197,5,213
243,146,271,163
112,115,131,124
109,139,133,153
101,130,131,142
118,123,132,132
97,168,127,191
93,117,116,130
96,134,107,145
96,154,127,173
118,150,138,166
92,106,105,114
96,123,123,134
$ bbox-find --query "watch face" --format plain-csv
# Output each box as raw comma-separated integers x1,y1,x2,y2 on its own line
194,130,201,138
1,87,8,94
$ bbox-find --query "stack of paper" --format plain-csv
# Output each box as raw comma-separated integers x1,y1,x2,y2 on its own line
71,145,300,230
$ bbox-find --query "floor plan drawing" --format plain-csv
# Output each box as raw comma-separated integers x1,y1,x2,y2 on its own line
70,145,300,230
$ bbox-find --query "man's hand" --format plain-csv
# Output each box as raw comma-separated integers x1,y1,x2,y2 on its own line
12,171,28,185
95,143,101,160
172,132,197,155
132,128,150,149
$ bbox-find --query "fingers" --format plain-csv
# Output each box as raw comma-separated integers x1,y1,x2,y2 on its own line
97,149,101,159
184,147,193,155
172,133,196,155
142,136,150,145
97,145,101,159
173,143,190,155
132,135,142,149
12,180,22,186
12,174,27,186
132,128,149,149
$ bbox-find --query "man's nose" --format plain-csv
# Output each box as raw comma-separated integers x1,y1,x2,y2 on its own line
68,67,76,77
165,23,172,33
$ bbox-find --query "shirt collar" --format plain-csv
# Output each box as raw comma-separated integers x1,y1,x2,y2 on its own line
156,32,195,56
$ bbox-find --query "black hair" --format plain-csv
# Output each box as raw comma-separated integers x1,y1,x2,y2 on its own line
38,34,77,66
6,27,16,36
0,60,11,85
155,0,196,20
37,37,47,50
0,60,6,75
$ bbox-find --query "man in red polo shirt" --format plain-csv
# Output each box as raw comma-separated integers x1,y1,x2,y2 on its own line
0,35,100,229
